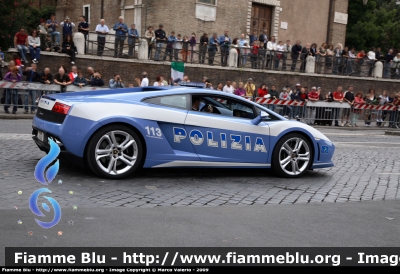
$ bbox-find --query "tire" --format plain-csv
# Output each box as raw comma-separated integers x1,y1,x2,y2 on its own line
272,133,312,178
86,125,143,179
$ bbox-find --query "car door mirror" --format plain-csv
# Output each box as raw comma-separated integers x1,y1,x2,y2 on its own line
261,111,269,120
251,111,269,125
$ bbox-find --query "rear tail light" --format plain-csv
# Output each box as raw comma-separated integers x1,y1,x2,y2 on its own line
52,102,71,115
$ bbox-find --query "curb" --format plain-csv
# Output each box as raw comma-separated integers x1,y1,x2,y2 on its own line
313,126,399,131
0,114,35,119
385,131,400,136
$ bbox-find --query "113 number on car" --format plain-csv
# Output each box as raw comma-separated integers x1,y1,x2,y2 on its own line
145,126,162,138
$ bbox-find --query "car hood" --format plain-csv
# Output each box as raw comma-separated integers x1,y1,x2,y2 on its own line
269,120,331,142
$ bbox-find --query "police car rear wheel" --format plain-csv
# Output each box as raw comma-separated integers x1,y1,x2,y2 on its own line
86,125,143,179
272,133,311,178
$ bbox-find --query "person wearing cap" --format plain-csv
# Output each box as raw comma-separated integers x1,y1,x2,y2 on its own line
78,15,90,54
279,87,291,118
219,30,231,66
46,14,60,45
112,16,128,58
60,16,75,37
154,24,167,61
37,19,48,50
244,78,255,98
305,87,319,125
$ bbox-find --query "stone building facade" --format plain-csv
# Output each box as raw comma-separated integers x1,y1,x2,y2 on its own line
55,0,349,47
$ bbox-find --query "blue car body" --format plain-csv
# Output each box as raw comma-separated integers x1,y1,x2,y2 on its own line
32,86,334,176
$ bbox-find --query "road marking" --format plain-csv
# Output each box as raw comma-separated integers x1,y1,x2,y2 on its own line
324,133,386,136
333,142,400,145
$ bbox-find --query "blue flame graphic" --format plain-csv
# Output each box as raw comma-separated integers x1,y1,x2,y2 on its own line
29,188,62,229
30,138,62,229
34,138,60,185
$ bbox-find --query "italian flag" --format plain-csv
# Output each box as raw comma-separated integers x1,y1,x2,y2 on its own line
171,62,184,81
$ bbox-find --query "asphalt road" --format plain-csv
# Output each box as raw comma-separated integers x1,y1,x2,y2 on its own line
1,120,400,265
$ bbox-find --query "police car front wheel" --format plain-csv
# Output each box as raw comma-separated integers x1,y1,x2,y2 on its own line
86,125,143,179
272,133,312,178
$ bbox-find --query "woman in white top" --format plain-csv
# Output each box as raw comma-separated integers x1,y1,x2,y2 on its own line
153,76,164,86
144,26,156,59
266,36,277,69
275,41,285,69
28,30,41,64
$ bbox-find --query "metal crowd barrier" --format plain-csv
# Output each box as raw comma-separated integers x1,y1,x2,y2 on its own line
255,97,400,128
0,80,109,110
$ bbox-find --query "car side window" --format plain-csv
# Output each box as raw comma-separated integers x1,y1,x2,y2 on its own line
254,106,280,121
143,95,188,109
194,95,257,119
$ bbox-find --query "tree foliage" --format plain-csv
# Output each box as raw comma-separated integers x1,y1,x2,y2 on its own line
0,0,55,50
346,0,400,51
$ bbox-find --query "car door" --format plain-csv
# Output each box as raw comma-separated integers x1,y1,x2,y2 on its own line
141,94,200,162
183,94,270,164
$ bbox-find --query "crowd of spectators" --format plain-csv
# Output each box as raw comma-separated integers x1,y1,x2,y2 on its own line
0,55,399,129
9,13,400,79
0,15,399,125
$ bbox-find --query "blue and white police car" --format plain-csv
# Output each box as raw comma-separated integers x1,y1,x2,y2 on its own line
32,86,334,179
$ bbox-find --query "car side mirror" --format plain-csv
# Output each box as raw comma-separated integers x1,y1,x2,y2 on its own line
261,111,269,120
251,111,269,125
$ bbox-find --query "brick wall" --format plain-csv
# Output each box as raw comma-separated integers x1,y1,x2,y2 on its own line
36,52,399,96
55,0,349,48
144,0,249,39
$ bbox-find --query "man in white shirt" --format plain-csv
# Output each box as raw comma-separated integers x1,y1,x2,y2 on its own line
223,81,234,93
266,36,277,69
140,72,149,87
367,47,377,76
95,19,109,56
